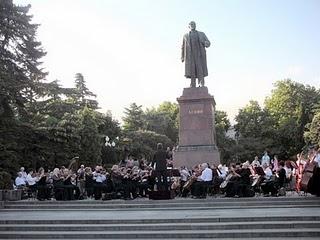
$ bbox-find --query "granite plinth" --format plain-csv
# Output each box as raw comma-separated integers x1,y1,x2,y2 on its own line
174,87,220,168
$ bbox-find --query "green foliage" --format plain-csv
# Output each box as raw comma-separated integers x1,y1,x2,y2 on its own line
215,110,231,133
0,0,46,119
233,101,274,161
72,73,98,110
265,79,320,156
123,130,173,161
304,111,320,147
144,101,179,143
0,171,12,189
215,110,236,164
77,107,102,166
122,103,144,131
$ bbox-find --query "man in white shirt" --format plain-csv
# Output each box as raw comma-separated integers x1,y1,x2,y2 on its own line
93,168,107,200
217,164,227,180
192,163,213,198
26,170,38,196
198,163,213,182
15,172,26,188
26,170,38,186
18,167,27,181
263,164,273,181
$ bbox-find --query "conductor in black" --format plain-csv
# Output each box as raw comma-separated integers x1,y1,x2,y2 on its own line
152,143,168,191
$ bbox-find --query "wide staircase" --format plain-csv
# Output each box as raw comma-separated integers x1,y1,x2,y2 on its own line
0,196,320,239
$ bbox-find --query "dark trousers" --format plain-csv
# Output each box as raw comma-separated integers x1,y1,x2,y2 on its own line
192,181,211,197
155,170,168,191
261,181,278,196
93,182,107,200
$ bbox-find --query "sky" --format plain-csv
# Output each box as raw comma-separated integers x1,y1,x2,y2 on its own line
14,0,320,123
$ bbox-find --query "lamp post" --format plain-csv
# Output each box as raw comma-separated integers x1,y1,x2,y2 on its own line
103,136,119,165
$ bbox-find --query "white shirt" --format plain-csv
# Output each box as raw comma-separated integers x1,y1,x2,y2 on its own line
284,166,292,179
26,174,38,186
251,159,261,166
93,172,106,183
261,154,270,167
180,169,190,181
315,153,320,167
218,168,227,179
264,167,273,180
15,176,26,186
19,171,27,181
199,167,213,182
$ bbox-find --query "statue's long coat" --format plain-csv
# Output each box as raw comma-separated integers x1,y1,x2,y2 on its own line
181,30,210,79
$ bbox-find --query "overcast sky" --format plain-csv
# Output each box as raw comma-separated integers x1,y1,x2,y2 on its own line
15,0,320,123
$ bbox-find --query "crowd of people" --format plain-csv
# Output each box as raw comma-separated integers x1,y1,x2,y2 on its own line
13,146,320,201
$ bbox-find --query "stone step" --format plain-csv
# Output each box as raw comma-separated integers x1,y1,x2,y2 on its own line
4,198,320,210
1,228,320,239
17,238,320,240
3,204,319,211
1,216,319,225
6,196,318,204
1,221,319,231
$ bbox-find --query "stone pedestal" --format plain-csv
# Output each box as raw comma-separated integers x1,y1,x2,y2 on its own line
174,87,220,168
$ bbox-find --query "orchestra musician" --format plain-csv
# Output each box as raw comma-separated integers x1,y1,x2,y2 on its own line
224,163,241,197
36,167,51,201
191,163,213,198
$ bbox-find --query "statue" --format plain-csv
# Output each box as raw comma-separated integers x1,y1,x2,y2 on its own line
181,21,211,87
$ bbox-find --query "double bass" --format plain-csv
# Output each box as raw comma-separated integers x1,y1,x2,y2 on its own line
301,154,316,192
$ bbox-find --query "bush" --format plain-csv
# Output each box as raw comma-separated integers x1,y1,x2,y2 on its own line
0,171,13,190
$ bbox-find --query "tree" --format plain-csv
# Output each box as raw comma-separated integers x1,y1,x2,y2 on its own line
0,1,47,174
123,130,173,161
122,103,144,131
77,107,102,166
215,110,236,164
72,73,98,110
97,112,122,165
265,79,320,156
304,111,320,147
234,101,275,161
0,0,46,119
144,101,179,143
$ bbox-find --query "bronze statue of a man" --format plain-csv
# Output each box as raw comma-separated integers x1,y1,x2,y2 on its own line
181,21,210,87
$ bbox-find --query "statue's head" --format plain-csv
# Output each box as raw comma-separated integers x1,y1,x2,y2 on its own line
188,21,196,30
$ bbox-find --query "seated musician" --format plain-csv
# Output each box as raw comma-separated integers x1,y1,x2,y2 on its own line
111,165,123,197
251,156,261,167
238,161,254,197
277,161,287,189
284,160,295,190
93,166,107,200
122,167,138,200
251,164,265,192
180,166,191,197
260,164,277,196
224,163,241,197
84,167,94,198
26,170,38,197
36,167,51,200
191,163,213,198
15,172,27,188
138,167,152,197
